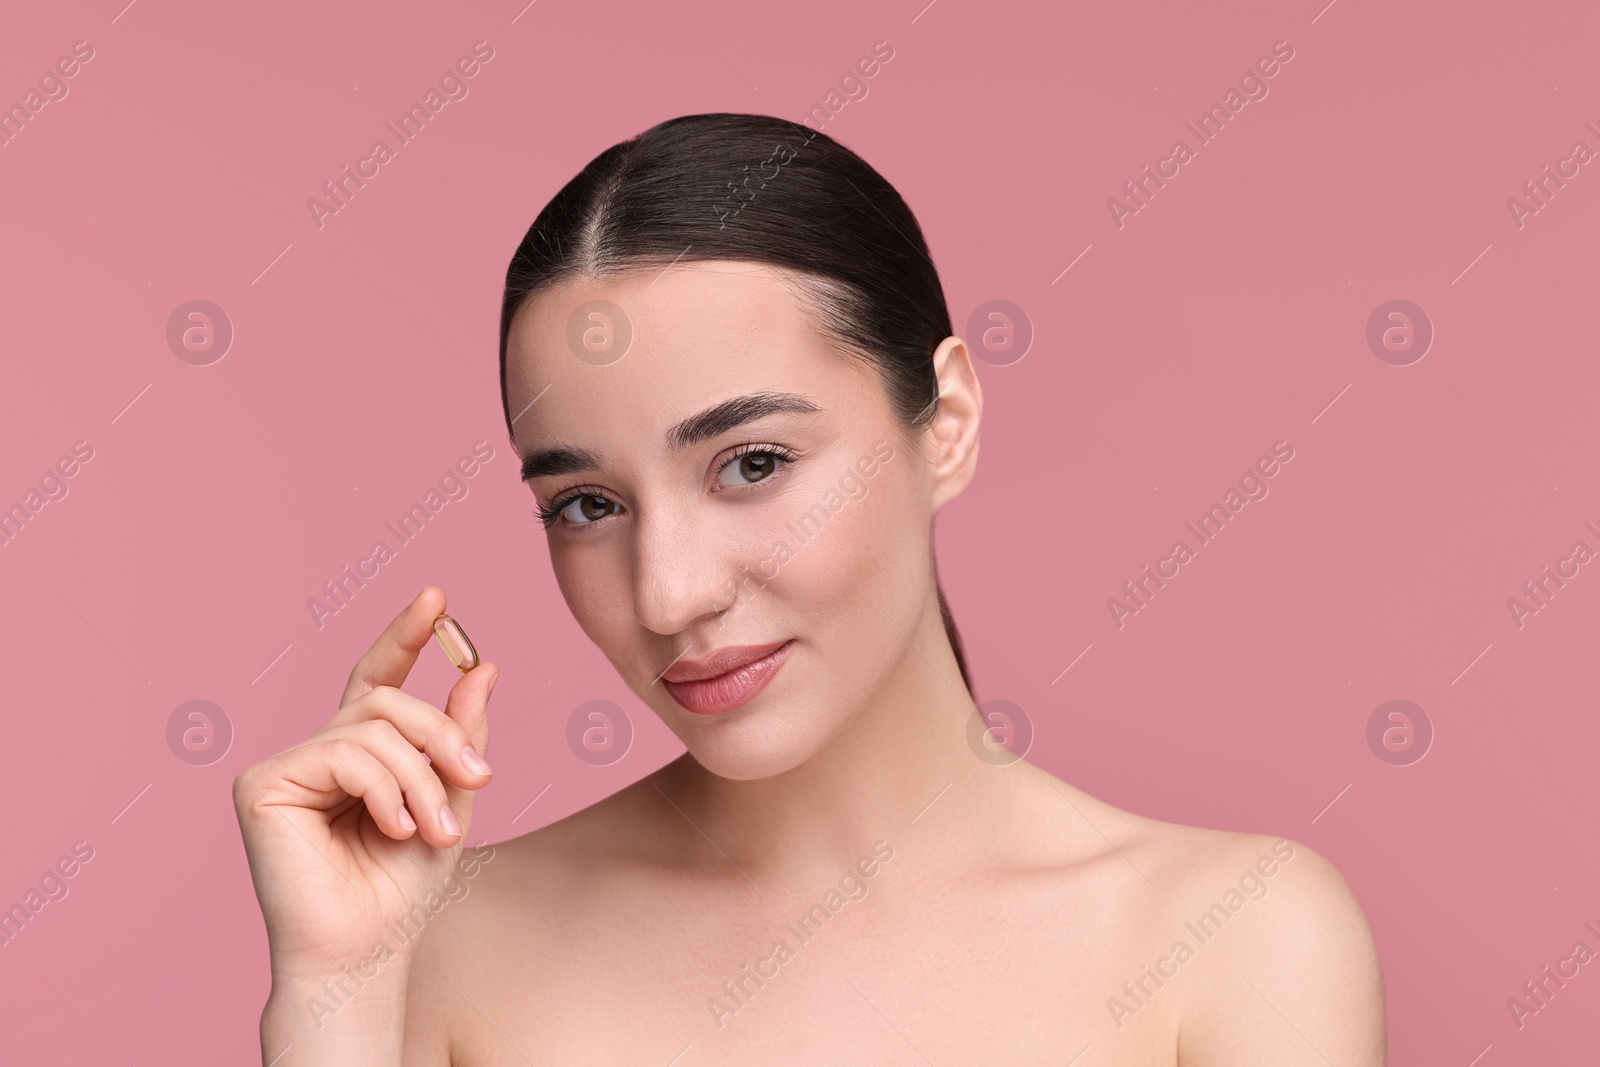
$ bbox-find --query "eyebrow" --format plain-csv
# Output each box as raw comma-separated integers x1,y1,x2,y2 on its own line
518,391,822,482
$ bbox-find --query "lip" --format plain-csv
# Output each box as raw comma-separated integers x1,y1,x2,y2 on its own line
661,640,793,715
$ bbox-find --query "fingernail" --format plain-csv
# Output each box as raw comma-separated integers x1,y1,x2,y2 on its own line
440,804,462,837
487,670,500,696
398,805,417,832
461,745,492,776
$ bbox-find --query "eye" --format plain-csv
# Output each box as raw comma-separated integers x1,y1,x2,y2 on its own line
537,489,620,529
716,444,797,488
537,443,798,531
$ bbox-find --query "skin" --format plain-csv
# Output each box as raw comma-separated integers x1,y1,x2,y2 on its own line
235,260,1386,1065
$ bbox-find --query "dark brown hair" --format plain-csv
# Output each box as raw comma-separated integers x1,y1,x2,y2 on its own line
497,112,972,695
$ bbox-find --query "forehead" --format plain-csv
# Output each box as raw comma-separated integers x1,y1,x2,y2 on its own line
505,260,879,455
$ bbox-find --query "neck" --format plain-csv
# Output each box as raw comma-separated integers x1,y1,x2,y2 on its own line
651,588,997,882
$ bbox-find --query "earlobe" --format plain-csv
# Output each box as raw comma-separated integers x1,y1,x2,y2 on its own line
927,335,982,512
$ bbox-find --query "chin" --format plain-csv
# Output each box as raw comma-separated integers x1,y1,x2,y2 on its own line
670,709,834,781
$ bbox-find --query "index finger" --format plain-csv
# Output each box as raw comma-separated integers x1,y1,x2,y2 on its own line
340,585,448,708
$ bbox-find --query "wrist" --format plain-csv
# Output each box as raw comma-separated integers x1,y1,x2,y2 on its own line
261,973,409,1065
268,931,419,987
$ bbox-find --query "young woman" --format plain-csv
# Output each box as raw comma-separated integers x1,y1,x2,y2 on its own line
235,113,1385,1065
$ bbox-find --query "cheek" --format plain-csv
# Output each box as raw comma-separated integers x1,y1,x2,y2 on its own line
779,466,927,623
780,523,871,608
550,544,628,648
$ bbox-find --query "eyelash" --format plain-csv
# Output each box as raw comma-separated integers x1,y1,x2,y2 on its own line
535,442,800,531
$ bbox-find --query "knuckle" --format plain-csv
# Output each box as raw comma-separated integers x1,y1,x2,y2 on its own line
359,719,432,774
421,715,464,754
324,737,365,766
400,763,449,804
364,684,401,710
235,761,272,795
354,717,404,747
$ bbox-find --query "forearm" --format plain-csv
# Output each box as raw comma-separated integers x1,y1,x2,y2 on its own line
260,971,409,1067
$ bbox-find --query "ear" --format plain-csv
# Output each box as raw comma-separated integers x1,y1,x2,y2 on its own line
922,335,982,513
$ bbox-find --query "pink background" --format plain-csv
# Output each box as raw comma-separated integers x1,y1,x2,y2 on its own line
2,0,1597,1060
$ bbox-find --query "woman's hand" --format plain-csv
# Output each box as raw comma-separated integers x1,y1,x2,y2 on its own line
234,585,497,988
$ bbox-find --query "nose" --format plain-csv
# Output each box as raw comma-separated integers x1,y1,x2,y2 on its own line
630,502,739,638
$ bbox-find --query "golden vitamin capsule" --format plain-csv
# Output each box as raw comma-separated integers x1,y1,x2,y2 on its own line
432,613,479,672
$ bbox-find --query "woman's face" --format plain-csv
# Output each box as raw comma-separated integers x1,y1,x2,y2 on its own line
505,260,941,780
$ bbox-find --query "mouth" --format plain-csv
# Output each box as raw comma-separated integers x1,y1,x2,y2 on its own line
661,640,793,715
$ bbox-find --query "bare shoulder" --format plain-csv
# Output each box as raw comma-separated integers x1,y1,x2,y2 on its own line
1008,762,1309,903
1012,764,1384,1062
1142,822,1386,1066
